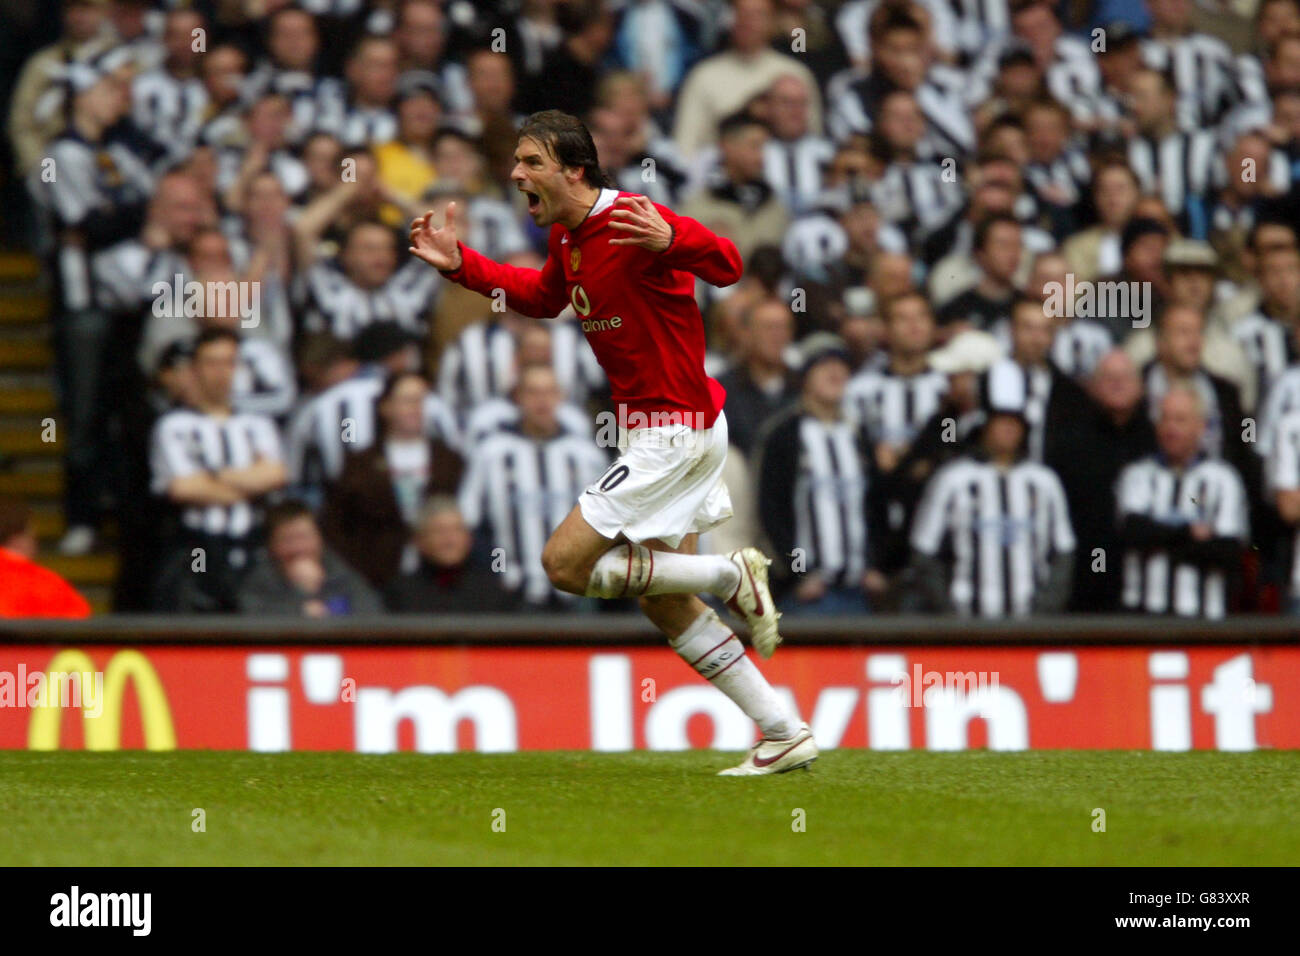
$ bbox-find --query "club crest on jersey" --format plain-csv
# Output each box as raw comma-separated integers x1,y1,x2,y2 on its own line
570,248,581,272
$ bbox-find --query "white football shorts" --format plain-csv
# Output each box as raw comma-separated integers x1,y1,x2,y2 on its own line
578,410,733,549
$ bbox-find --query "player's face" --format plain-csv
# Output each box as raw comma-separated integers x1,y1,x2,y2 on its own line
512,137,570,227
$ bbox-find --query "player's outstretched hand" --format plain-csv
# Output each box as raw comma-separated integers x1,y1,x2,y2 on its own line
609,195,672,252
408,202,463,272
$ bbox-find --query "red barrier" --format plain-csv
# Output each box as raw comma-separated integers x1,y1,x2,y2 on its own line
1,644,1294,751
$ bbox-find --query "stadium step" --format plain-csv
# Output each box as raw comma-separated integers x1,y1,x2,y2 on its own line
0,469,62,498
0,338,53,369
0,386,55,414
0,252,40,283
0,293,49,325
39,553,118,586
0,425,60,456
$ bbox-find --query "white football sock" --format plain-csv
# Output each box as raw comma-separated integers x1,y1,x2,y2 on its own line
669,609,799,740
585,543,740,600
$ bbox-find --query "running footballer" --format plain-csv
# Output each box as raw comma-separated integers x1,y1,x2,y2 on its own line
408,110,816,775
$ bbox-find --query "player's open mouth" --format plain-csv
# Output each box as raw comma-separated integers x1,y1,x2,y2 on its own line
524,191,541,214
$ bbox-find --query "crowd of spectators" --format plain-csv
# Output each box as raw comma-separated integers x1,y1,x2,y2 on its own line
7,0,1300,619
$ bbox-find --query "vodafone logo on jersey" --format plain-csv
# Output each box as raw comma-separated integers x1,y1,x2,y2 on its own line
570,283,623,333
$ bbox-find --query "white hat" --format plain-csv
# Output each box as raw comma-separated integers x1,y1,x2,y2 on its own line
927,330,1005,375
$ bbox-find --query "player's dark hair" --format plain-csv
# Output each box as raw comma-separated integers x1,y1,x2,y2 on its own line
517,110,615,189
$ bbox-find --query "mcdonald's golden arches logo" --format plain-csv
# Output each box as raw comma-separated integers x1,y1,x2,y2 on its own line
27,650,177,751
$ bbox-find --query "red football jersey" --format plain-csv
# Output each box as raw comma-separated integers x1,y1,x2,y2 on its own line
441,189,742,428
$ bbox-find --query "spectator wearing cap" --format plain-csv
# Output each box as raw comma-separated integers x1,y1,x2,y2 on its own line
322,370,465,589
755,334,872,615
285,320,458,507
374,72,445,227
1115,386,1250,619
672,0,822,160
1068,349,1158,611
681,112,789,264
385,496,522,613
238,500,382,617
0,498,91,619
1124,238,1255,409
717,298,799,457
909,360,1076,617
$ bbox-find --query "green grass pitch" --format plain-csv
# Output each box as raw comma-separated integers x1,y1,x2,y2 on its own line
2,750,1297,866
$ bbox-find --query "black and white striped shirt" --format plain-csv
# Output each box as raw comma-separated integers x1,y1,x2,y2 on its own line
844,365,948,448
296,258,439,340
234,338,297,421
1256,366,1300,459
286,371,460,491
149,407,284,539
911,454,1075,617
458,427,609,603
829,69,975,159
1266,409,1300,598
462,397,594,447
132,67,208,160
870,160,967,242
1144,365,1227,458
787,417,871,588
1231,311,1298,410
30,134,155,311
437,319,605,419
762,136,835,216
1127,131,1218,234
1051,319,1114,380
1141,32,1240,131
243,68,342,144
1117,454,1249,618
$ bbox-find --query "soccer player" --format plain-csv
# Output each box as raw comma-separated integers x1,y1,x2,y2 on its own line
409,110,815,775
